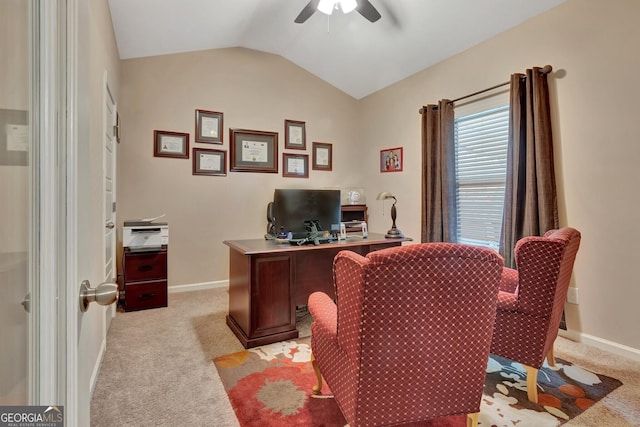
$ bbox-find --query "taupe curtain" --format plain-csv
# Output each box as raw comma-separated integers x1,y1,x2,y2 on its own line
500,67,559,268
420,100,456,243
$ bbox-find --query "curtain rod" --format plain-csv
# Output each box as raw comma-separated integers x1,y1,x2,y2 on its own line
419,65,553,113
449,65,552,104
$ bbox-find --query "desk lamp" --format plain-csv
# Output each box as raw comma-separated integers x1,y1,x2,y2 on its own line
376,192,403,238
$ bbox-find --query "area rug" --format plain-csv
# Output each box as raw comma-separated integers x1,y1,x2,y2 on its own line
213,338,622,427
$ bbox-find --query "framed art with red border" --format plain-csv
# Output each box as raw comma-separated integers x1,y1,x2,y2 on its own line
284,119,306,150
380,147,403,172
229,128,278,173
283,153,309,178
195,109,223,144
154,130,189,159
192,148,226,176
312,142,332,171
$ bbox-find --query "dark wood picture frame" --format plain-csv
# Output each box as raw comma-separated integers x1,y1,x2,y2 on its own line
282,153,309,178
192,147,226,176
380,146,403,172
229,128,278,173
154,130,189,159
312,142,332,171
284,119,306,150
195,109,223,144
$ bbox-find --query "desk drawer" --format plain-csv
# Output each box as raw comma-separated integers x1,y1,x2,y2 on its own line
124,280,167,311
124,251,167,281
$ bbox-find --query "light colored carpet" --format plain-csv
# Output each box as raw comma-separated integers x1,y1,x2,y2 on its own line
91,288,640,426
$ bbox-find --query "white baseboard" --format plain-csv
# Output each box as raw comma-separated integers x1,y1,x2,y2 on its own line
168,280,229,293
89,337,106,398
559,329,640,362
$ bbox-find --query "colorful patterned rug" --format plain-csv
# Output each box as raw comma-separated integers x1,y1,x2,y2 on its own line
213,338,622,427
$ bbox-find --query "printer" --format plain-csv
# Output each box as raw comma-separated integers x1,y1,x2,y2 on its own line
123,220,169,251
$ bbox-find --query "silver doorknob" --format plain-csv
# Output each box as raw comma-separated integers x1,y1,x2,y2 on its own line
79,280,118,312
21,293,31,313
106,221,115,229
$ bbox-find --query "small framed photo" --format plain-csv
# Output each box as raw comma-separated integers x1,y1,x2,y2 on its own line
193,148,226,176
284,119,306,150
154,130,189,159
312,142,332,171
380,147,403,172
283,153,309,178
229,128,278,173
195,109,223,144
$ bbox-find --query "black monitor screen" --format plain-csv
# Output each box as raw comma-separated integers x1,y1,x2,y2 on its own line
273,189,341,237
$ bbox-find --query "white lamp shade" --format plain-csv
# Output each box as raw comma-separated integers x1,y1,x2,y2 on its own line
340,0,357,13
318,0,335,15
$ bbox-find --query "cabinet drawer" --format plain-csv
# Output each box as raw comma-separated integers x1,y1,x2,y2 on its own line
124,280,167,311
124,251,167,281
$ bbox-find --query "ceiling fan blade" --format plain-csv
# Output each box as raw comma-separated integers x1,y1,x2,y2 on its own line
356,0,381,22
295,0,320,23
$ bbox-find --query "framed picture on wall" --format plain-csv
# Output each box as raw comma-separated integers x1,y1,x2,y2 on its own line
229,128,278,173
284,119,306,150
195,109,223,144
154,130,189,159
312,142,332,171
283,153,309,178
192,148,226,176
380,147,403,172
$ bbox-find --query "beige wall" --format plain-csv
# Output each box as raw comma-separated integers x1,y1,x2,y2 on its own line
118,48,361,286
0,0,28,254
361,0,640,352
0,0,27,110
117,0,640,353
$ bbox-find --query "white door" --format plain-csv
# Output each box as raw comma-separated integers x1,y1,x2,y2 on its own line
2,0,113,423
104,77,117,325
0,0,73,411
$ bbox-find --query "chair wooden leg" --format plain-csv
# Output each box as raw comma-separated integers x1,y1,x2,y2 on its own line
466,412,478,427
311,352,323,395
546,346,556,368
524,365,539,404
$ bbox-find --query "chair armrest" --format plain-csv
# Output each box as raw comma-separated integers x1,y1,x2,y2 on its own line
499,267,519,293
308,291,337,339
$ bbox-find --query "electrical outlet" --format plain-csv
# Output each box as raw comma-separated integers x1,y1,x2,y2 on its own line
566,287,579,304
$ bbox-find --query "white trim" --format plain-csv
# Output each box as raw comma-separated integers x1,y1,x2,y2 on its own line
88,337,106,398
168,280,229,293
64,0,79,424
33,0,62,405
559,329,640,362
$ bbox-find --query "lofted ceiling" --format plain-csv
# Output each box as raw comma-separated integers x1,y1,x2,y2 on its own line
108,0,565,99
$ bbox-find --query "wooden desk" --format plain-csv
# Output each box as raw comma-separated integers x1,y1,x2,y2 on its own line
223,233,410,348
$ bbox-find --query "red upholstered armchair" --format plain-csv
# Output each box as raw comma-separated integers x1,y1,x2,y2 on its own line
308,243,504,427
490,227,581,404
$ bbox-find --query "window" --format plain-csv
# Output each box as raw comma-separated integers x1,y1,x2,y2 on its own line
454,104,509,250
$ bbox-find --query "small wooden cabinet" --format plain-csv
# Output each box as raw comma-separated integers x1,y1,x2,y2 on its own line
123,248,168,311
341,204,368,232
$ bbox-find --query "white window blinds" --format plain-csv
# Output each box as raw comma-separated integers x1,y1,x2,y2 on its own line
454,105,509,250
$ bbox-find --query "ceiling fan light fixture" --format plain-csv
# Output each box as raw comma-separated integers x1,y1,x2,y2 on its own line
317,0,336,15
340,0,357,13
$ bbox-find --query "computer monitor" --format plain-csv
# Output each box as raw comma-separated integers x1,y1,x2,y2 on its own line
272,189,341,238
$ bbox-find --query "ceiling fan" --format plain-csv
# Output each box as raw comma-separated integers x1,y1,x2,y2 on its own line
295,0,382,24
